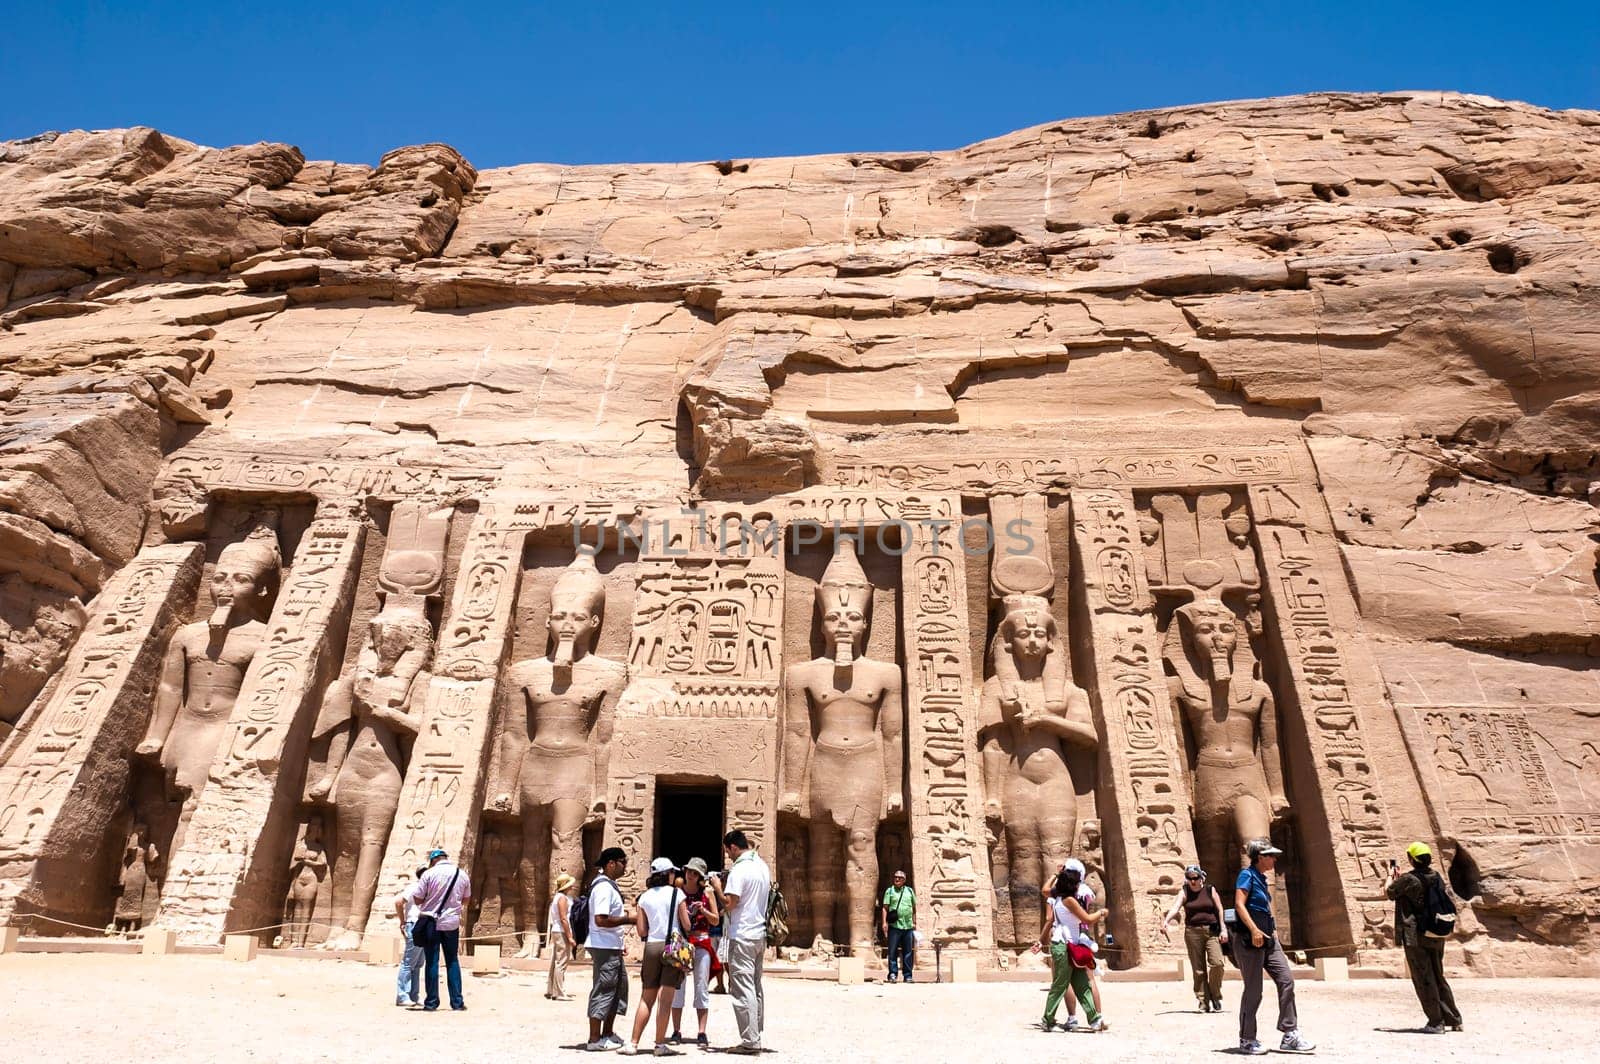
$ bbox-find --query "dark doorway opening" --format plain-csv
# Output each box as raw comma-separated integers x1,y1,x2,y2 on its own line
654,782,727,874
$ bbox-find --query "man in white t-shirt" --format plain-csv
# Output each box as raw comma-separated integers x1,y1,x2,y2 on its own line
715,830,771,1054
406,847,472,1011
585,847,635,1051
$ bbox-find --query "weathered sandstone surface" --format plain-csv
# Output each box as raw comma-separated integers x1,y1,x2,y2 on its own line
0,94,1595,972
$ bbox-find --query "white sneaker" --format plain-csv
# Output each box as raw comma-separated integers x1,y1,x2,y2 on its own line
584,1041,608,1053
1087,1018,1108,1032
1279,1030,1316,1054
618,1045,639,1056
602,1035,625,1049
395,996,410,1007
1062,1017,1079,1032
1240,1039,1267,1055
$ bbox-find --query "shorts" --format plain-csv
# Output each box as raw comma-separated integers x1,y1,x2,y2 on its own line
587,948,629,1021
641,941,686,991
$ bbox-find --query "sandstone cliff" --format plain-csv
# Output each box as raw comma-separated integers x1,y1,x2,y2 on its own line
2,93,1597,967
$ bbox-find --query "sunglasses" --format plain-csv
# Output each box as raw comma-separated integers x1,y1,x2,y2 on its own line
1185,874,1202,881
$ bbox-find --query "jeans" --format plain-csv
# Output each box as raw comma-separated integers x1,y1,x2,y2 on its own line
396,920,424,1003
886,926,915,980
1043,942,1099,1024
423,927,464,1010
1235,934,1296,1042
1184,925,1225,1005
727,937,766,1048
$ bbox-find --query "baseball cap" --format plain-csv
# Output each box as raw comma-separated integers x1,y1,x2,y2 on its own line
1406,841,1433,861
1246,839,1283,859
650,856,676,874
1062,858,1086,876
428,848,448,860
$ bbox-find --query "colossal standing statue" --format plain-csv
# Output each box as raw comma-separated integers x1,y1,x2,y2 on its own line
1164,582,1287,883
977,595,1098,944
780,538,904,951
493,553,626,958
135,532,280,860
308,597,433,949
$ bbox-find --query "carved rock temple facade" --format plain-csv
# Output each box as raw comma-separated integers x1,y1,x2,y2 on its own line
1,93,1598,973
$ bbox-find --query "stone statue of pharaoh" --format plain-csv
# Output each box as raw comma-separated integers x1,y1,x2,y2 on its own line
977,595,1098,945
136,533,279,859
113,823,158,933
780,538,904,951
494,554,626,958
1165,594,1287,883
308,597,432,949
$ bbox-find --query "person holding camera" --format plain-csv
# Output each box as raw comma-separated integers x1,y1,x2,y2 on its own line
1233,839,1314,1055
1160,864,1228,1012
1386,842,1463,1034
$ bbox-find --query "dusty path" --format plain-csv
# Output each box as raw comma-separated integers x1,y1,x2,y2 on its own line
1,953,1586,1062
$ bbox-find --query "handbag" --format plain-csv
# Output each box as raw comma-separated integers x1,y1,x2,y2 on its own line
412,866,460,948
662,888,694,971
1066,942,1096,969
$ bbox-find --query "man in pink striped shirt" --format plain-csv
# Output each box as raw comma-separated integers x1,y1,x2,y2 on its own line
407,847,472,1011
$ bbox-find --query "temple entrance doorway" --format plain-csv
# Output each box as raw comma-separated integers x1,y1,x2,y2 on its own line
654,781,727,873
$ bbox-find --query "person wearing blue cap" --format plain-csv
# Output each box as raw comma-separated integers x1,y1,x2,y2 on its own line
407,847,472,1012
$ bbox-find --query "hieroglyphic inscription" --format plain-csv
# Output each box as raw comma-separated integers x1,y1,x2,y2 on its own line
159,452,491,504
831,445,1300,493
1250,486,1396,949
727,779,771,854
1412,709,1594,837
899,495,992,949
0,544,203,925
607,777,654,897
1069,489,1192,962
157,519,365,942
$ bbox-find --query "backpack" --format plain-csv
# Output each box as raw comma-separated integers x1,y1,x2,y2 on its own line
570,876,604,948
765,880,789,946
1419,872,1458,939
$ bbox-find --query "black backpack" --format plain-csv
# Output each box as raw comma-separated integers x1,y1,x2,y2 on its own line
570,876,604,947
1419,872,1458,939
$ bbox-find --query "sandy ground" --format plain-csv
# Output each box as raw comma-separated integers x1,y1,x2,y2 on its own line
1,952,1588,1063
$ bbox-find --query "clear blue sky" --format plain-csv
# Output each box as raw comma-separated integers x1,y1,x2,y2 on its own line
3,2,1596,168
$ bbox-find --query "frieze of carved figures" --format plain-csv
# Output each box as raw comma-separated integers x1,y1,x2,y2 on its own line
157,452,493,507
490,553,627,956
780,538,904,951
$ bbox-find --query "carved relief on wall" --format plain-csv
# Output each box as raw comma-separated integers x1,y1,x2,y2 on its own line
780,537,905,951
1142,492,1284,894
488,551,626,956
977,493,1098,947
129,523,283,908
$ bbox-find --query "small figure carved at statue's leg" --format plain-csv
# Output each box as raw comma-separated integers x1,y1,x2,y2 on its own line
807,820,843,944
845,821,878,952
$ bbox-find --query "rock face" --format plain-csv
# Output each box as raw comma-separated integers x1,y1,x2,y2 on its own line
0,93,1595,971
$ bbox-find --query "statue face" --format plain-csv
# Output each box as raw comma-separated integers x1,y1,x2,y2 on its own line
821,602,867,650
1005,614,1051,661
1193,615,1237,656
372,621,411,669
210,558,266,624
548,590,600,665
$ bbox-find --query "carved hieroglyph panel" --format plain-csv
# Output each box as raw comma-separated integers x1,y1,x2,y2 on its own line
157,518,365,943
0,543,203,926
899,495,993,950
1069,489,1193,961
1250,484,1398,949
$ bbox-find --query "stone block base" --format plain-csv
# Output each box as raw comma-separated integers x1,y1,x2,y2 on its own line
1316,956,1349,981
472,944,501,975
0,925,19,954
837,955,864,984
365,934,404,966
224,935,258,962
950,956,978,983
141,929,177,956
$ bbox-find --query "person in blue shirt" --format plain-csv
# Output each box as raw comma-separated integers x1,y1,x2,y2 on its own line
1233,839,1315,1055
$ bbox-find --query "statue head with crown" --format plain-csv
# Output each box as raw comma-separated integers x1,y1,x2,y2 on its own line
817,537,872,666
547,551,606,671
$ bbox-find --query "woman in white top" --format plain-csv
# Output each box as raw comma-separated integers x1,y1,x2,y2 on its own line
624,858,693,1056
1033,859,1109,1032
544,872,578,1001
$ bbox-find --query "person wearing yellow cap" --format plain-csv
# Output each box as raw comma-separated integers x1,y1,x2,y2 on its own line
1386,842,1463,1033
545,871,579,1001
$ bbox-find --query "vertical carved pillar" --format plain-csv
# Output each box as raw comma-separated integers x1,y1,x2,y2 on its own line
1069,489,1193,963
899,496,993,950
0,543,203,928
607,776,654,898
156,516,365,943
1248,484,1396,952
362,507,526,941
